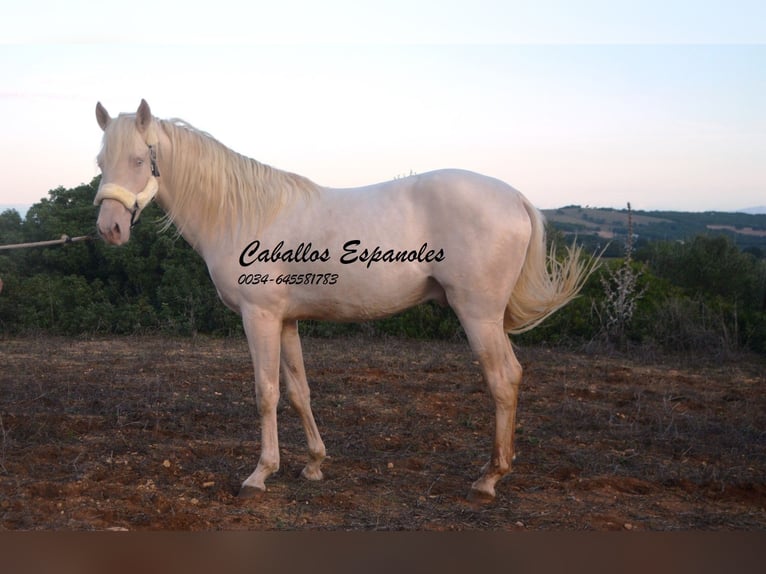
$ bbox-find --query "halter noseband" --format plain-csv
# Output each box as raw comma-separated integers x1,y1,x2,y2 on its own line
94,134,161,227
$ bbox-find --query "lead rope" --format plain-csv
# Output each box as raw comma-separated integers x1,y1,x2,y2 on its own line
0,234,94,251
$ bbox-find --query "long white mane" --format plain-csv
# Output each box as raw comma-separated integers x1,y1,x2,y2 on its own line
156,118,319,239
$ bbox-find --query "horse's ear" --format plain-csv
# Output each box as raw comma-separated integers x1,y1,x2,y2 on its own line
96,102,111,131
136,99,152,134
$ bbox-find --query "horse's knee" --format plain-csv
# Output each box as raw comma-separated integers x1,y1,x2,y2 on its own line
255,384,279,413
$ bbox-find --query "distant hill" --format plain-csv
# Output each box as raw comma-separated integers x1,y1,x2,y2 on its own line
740,206,766,215
543,205,766,254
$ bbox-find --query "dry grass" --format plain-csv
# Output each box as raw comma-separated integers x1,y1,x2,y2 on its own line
1,335,764,530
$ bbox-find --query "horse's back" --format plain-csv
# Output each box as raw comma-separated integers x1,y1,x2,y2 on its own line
324,169,530,235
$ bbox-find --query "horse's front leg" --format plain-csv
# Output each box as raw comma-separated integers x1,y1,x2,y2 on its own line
281,320,326,481
238,310,283,498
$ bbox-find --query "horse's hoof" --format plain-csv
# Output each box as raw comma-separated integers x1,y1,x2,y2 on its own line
466,487,496,505
300,466,324,481
237,485,266,499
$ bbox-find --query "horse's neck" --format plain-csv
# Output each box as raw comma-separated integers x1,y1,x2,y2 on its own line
153,128,230,252
154,121,318,254
154,183,227,255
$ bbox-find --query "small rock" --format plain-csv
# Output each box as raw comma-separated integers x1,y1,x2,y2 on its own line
202,481,215,488
387,462,394,469
162,459,171,468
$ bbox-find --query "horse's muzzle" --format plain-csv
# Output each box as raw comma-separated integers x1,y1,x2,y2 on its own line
96,199,133,245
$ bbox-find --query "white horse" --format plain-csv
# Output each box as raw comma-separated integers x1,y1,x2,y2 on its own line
94,99,595,501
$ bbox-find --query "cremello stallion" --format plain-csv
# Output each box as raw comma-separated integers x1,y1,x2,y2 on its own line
94,100,596,501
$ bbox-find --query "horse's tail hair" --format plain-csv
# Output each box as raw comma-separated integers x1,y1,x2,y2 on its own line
504,196,599,334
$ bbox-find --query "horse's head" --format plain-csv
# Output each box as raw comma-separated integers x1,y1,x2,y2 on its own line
94,99,161,245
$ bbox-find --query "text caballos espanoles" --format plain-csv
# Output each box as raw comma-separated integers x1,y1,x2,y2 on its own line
239,240,445,269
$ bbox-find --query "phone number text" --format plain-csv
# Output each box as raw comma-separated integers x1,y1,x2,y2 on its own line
237,273,339,286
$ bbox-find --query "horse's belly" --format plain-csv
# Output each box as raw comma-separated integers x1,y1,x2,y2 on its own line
289,272,446,322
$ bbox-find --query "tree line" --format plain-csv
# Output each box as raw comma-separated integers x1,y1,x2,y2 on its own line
1,179,764,354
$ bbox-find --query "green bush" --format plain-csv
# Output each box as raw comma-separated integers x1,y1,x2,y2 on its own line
8,274,111,334
636,235,766,353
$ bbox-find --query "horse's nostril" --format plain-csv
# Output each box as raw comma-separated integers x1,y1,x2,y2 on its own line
97,220,123,244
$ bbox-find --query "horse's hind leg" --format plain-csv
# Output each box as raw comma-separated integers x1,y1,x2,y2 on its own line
281,320,326,481
459,317,523,501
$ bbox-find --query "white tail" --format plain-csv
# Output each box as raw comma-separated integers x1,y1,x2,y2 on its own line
504,197,599,334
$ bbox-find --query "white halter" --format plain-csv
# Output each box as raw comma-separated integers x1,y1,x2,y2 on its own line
94,176,158,223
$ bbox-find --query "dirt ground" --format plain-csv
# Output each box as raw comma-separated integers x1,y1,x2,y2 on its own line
1,335,764,531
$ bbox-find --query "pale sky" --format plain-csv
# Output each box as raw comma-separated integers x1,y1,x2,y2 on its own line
1,1,764,212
